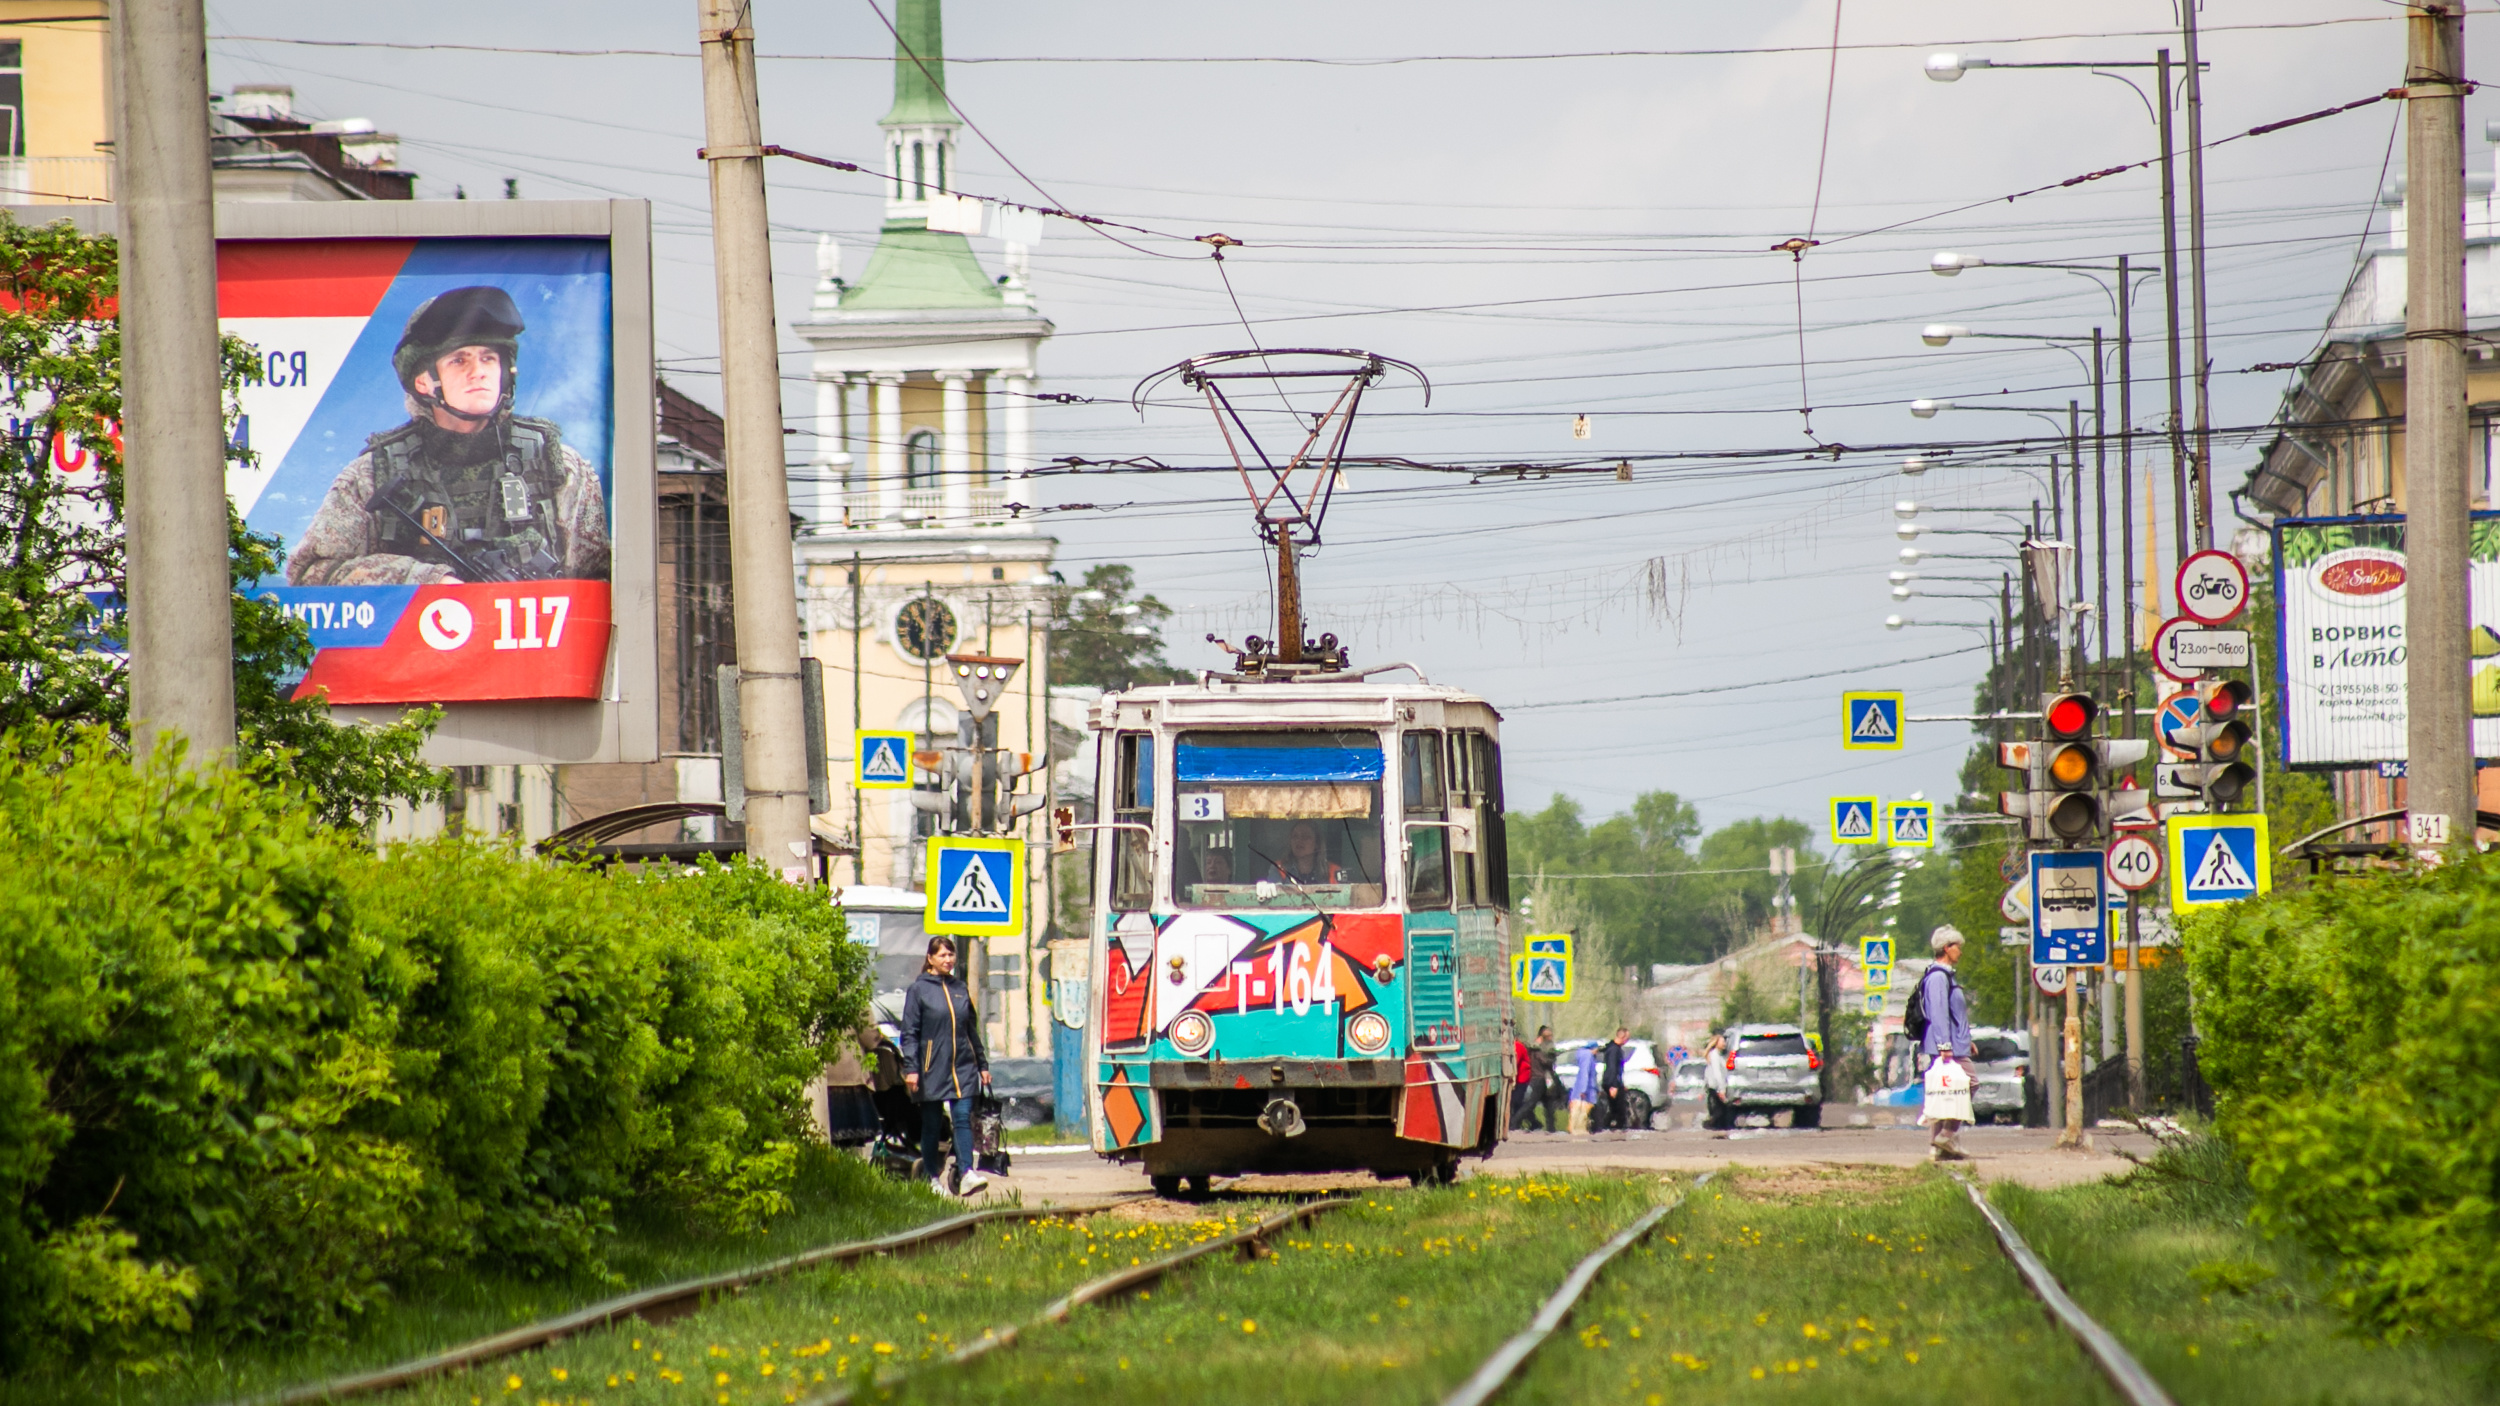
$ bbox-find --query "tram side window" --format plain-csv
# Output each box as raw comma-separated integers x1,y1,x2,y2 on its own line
1401,729,1450,908
1446,730,1480,908
1111,732,1154,911
1479,732,1511,908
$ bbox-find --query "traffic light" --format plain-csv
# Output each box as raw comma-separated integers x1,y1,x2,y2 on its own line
1999,692,2152,845
2177,678,2257,806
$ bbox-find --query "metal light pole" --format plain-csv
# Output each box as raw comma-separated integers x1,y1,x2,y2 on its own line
117,0,234,767
697,1,812,873
2182,11,2215,550
2405,4,2473,855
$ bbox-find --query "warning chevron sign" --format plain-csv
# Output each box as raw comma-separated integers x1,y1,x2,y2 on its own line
926,837,1024,935
1842,692,1905,751
855,729,913,791
2167,814,2269,909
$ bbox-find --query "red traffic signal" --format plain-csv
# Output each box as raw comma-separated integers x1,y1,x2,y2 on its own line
2046,692,2097,738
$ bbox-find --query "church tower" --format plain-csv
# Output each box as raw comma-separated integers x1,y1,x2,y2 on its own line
796,0,1056,1057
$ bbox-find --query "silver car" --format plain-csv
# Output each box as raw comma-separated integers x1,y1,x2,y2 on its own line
1702,1023,1824,1129
1557,1037,1668,1130
1967,1027,2030,1124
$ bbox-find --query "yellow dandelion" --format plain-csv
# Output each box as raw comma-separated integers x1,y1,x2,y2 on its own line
507,1377,524,1393
1750,1367,1766,1381
551,1370,568,1383
1242,1320,1257,1334
873,1343,895,1356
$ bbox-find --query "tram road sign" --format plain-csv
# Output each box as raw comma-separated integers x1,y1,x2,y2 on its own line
855,729,913,790
1831,795,1880,846
2168,814,2271,909
925,836,1024,937
1887,800,1935,848
2029,850,2107,967
1842,691,1904,751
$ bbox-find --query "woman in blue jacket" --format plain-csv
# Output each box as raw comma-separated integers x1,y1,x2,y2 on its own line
898,935,992,1195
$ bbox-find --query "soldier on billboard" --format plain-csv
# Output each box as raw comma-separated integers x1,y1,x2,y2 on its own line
286,285,609,585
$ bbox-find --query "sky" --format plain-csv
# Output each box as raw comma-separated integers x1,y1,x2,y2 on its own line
199,1,2475,842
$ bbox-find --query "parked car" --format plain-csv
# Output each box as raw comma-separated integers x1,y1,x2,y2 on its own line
1556,1037,1669,1129
1967,1027,2029,1124
1702,1023,1824,1129
1670,1058,1709,1110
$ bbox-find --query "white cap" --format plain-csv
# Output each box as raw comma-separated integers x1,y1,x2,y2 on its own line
1930,924,1965,952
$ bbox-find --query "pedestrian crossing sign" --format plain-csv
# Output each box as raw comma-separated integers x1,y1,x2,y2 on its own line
1859,935,1893,970
1831,795,1880,846
2166,813,2269,910
1886,800,1935,848
1513,934,1574,1001
1865,963,1892,993
1842,691,1905,751
925,837,1024,936
855,729,914,791
1865,992,1887,1016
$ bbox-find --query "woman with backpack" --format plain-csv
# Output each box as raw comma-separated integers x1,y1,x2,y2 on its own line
898,935,992,1196
1910,925,1974,1162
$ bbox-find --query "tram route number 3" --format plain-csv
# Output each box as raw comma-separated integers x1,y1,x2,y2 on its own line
1179,791,1226,822
1233,940,1332,1018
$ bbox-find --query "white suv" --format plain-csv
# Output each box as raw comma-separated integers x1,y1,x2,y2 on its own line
1555,1037,1669,1130
1702,1024,1824,1129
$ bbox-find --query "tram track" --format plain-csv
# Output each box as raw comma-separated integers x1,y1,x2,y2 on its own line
798,1195,1361,1406
233,1199,1146,1406
1955,1173,2177,1406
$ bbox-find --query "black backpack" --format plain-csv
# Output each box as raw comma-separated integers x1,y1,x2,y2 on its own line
1903,965,1956,1043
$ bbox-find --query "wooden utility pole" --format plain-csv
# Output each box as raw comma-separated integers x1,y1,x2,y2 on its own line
118,0,234,766
697,2,812,874
2405,4,2473,857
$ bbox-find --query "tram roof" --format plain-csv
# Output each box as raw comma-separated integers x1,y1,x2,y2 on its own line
1094,674,1502,726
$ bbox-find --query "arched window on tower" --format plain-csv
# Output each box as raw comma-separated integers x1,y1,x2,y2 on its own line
912,142,926,198
935,141,947,193
905,430,940,490
890,140,904,199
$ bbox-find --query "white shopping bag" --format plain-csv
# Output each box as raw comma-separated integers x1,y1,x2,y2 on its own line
1920,1057,1975,1124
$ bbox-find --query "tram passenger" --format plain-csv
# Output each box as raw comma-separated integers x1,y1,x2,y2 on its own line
1271,820,1346,885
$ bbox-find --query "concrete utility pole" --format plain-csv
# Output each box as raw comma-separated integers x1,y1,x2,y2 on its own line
2405,4,2474,856
2181,6,2215,549
697,1,812,874
117,0,234,766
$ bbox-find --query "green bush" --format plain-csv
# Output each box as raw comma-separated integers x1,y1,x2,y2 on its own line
2186,851,2500,1341
0,731,865,1371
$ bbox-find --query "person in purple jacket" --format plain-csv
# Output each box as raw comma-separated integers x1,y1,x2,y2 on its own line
1917,925,1974,1162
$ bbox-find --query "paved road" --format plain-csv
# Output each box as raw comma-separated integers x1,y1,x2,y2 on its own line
978,1119,2157,1204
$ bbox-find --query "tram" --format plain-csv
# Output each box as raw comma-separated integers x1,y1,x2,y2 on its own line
1078,349,1515,1192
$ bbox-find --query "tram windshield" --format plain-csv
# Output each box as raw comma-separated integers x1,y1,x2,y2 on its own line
1172,730,1386,910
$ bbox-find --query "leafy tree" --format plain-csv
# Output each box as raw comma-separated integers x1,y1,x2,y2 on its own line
0,216,446,828
1047,563,1188,689
1509,791,1822,967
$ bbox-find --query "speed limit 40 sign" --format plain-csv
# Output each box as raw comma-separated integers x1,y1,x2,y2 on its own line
2105,833,2162,892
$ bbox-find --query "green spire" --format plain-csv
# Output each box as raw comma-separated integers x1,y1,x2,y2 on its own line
881,0,952,127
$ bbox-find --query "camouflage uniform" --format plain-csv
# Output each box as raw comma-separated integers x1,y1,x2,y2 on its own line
286,420,608,585
284,283,611,586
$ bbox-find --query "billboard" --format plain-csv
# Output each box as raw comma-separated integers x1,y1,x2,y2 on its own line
2272,513,2500,767
228,236,615,704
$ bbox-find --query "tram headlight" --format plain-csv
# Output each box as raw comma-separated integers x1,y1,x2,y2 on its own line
1348,1011,1392,1054
1169,1010,1214,1056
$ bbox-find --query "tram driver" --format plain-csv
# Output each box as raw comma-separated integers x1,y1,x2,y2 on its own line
1199,848,1237,886
1272,820,1347,886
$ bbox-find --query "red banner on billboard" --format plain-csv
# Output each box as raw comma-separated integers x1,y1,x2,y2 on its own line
293,580,611,704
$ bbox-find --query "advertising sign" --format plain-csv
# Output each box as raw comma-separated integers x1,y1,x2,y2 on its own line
229,236,617,704
2273,514,2500,767
206,201,656,765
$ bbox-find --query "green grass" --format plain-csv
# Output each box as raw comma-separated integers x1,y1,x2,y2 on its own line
385,1201,1328,1406
1503,1165,2118,1405
1990,1134,2500,1405
890,1175,1661,1405
1000,1125,1084,1148
4,1150,946,1406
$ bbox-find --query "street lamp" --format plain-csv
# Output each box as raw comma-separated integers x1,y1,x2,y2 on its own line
1923,53,1991,82
1910,399,1953,419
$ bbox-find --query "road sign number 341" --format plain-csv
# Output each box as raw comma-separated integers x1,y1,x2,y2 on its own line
2105,834,2161,892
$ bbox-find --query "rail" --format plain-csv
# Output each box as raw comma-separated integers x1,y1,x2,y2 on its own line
1438,1172,1713,1406
232,1200,1142,1406
1955,1174,2176,1406
800,1194,1361,1406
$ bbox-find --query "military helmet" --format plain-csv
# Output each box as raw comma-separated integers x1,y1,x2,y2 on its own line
393,285,525,393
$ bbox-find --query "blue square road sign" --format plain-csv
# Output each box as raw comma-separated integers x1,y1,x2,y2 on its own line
2029,850,2107,967
1842,692,1905,751
2168,814,2270,909
926,837,1024,937
1831,795,1880,845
